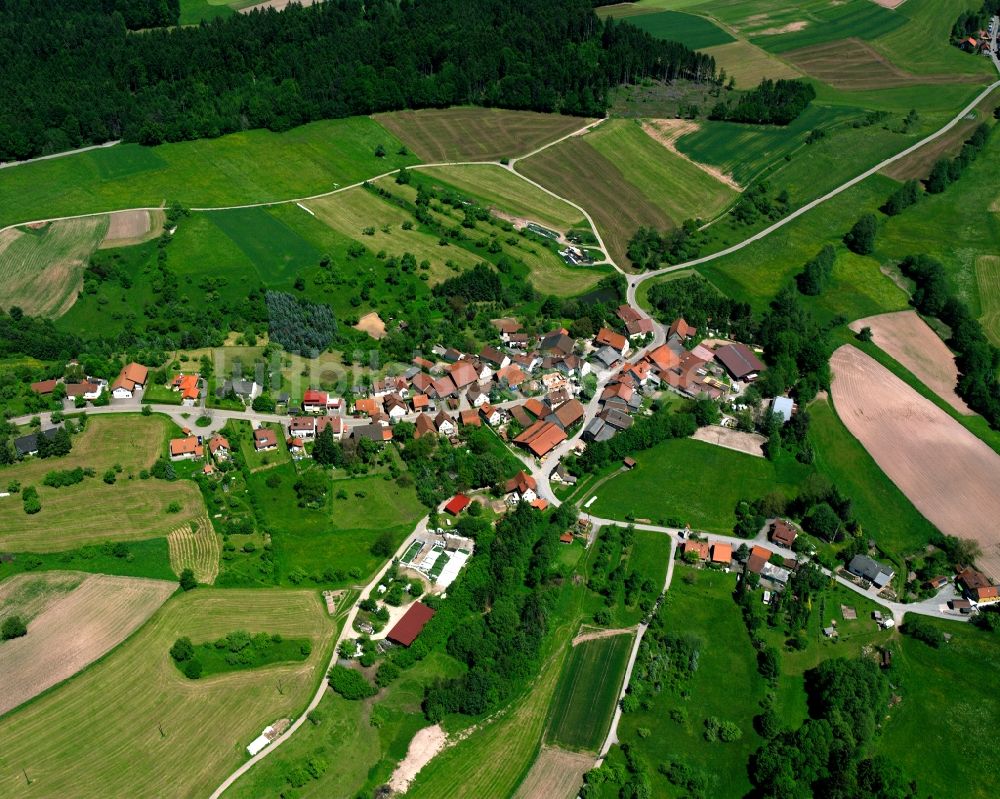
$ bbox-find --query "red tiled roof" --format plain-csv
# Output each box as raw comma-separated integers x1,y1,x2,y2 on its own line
315,416,344,435
448,360,478,389
711,543,732,563
414,413,436,438
170,436,201,457
30,379,58,394
684,541,710,560
433,375,457,398
460,409,481,427
513,420,566,457
595,327,627,352
123,362,148,385
208,435,229,455
412,394,429,409
506,471,536,495
387,602,436,647
303,388,327,405
553,399,584,428
253,428,278,449
560,532,574,543
444,494,471,515
524,398,548,418
63,382,100,398
770,519,797,547
668,318,696,339
530,498,549,510
647,344,679,372
617,305,642,324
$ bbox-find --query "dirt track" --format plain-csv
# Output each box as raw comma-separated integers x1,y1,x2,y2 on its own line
571,625,635,647
0,573,176,716
849,310,972,415
387,724,447,793
830,345,1000,579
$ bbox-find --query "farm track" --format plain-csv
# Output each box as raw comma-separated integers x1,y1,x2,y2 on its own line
167,516,221,584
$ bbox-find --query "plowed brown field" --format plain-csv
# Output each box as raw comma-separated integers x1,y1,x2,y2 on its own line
830,345,1000,579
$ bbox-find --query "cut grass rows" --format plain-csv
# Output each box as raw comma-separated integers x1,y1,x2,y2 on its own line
167,517,221,584
0,588,334,798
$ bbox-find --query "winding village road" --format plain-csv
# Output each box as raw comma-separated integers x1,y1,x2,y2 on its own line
6,59,998,795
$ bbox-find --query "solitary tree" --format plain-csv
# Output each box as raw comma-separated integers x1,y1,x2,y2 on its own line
179,568,197,591
844,213,877,255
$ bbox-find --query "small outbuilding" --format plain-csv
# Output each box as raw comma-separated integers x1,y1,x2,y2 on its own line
444,494,471,516
386,602,436,647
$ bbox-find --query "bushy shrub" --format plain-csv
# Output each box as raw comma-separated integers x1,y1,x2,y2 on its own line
328,665,377,700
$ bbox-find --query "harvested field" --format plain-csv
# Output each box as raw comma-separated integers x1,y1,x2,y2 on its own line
0,415,204,552
976,256,1000,346
783,37,986,90
0,216,108,317
0,571,85,624
871,0,906,8
849,310,971,414
701,39,803,88
388,724,448,794
830,345,1000,579
100,209,163,248
690,425,766,457
882,93,1000,180
239,0,319,11
757,21,809,36
0,572,176,716
0,588,333,798
513,746,594,799
642,119,741,190
373,107,593,162
167,517,221,584
353,311,386,339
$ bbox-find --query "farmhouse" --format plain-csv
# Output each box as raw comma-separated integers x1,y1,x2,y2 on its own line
594,327,628,356
668,318,696,342
432,375,457,399
957,568,1000,603
253,428,278,451
496,363,527,389
434,410,456,436
715,343,765,382
683,541,710,561
387,602,436,647
509,404,533,427
513,420,567,458
111,362,148,398
547,398,584,430
384,394,408,420
169,435,202,461
459,408,481,428
30,378,59,395
847,555,895,588
769,519,798,548
64,380,104,401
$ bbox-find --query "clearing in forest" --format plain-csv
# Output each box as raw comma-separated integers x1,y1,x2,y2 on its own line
546,633,632,751
0,217,108,317
0,572,176,716
512,746,595,799
167,517,221,584
0,588,333,798
373,107,593,162
0,415,204,552
849,310,971,414
830,345,1000,580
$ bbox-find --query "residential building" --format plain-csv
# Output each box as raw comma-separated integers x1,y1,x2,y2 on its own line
513,420,567,457
111,362,149,399
594,327,628,356
169,435,202,461
14,427,61,458
505,471,537,502
253,427,278,451
434,411,456,437
769,519,797,548
460,408,481,428
414,413,437,439
668,318,697,341
847,555,895,588
207,435,230,461
480,404,502,426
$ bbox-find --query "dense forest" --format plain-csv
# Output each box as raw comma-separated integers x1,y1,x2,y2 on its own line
0,0,715,161
709,79,816,126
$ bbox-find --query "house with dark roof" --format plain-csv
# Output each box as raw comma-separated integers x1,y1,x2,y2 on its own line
353,424,393,442
509,404,533,427
479,346,510,370
14,427,61,458
847,555,894,588
414,413,437,439
591,346,622,370
540,331,574,357
217,379,260,402
715,343,765,382
434,411,456,436
547,398,584,430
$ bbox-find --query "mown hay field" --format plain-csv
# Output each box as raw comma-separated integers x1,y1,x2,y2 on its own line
417,164,585,232
373,107,593,163
976,256,1000,346
546,633,632,751
0,218,108,317
701,39,803,87
0,588,334,798
512,746,594,799
0,415,204,552
167,517,221,584
0,117,417,229
0,571,176,716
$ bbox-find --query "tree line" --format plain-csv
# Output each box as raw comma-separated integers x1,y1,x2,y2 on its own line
709,79,816,125
0,0,715,161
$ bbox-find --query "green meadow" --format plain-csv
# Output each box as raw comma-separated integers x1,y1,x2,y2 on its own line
0,117,418,228
588,438,810,533
626,10,735,49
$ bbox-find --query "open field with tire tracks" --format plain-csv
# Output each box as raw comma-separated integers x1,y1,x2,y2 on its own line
167,517,221,584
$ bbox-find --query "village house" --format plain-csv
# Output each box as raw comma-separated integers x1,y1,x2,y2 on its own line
30,378,59,395
64,380,104,402
480,404,502,426
414,412,437,438
747,545,774,575
492,317,521,342
595,327,629,357
169,435,202,461
14,427,61,458
683,540,710,561
316,415,346,440
353,424,393,443
507,332,530,349
289,416,318,439
591,346,622,370
302,389,331,413
540,329,575,358
384,394,408,421
434,411,457,437
956,568,1000,604
216,379,260,402
410,372,435,395
769,519,798,548
111,362,149,399
207,435,230,462
513,352,542,372
287,437,305,458
547,398,585,430
479,346,510,371
523,397,550,419
466,383,488,408
448,360,478,392
711,543,732,565
353,397,381,417
253,427,278,452
460,408,481,428
847,555,894,589
411,393,430,412
172,373,200,406
668,317,697,342
505,471,537,503
496,364,527,390
432,375,457,399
